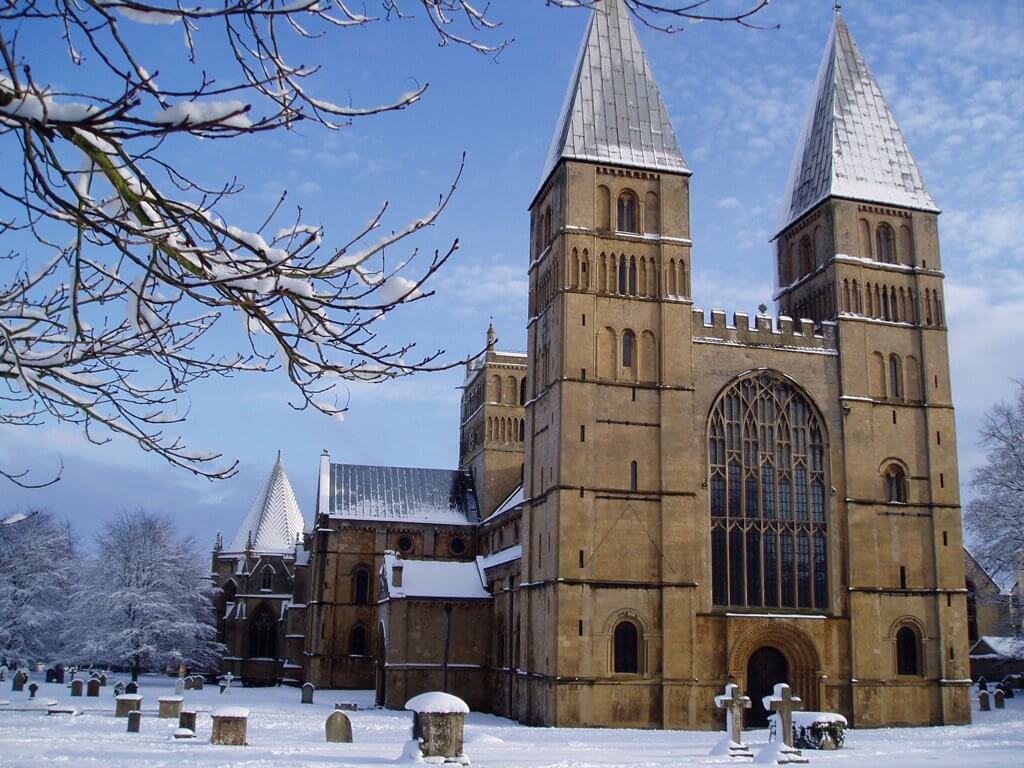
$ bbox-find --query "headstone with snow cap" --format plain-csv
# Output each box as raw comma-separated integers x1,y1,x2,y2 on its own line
115,694,143,718
405,691,469,763
179,709,197,732
125,681,139,695
99,673,108,686
11,671,26,692
127,710,141,733
174,679,185,696
301,682,314,704
159,696,184,719
211,706,249,746
979,690,991,711
184,676,195,691
0,665,8,682
325,709,353,743
70,679,83,697
86,678,100,697
994,689,1005,709
192,676,204,691
711,683,754,758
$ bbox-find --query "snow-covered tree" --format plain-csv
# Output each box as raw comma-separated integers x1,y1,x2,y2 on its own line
965,380,1024,595
65,509,222,679
0,510,77,666
0,1,770,488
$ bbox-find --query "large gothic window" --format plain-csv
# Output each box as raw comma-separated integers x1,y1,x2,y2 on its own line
709,372,829,610
248,603,277,659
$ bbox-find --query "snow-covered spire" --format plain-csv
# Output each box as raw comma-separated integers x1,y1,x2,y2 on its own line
537,0,688,194
229,454,306,553
777,12,938,236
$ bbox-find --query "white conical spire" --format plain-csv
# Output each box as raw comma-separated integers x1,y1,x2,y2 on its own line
537,0,687,194
229,453,306,553
777,11,938,236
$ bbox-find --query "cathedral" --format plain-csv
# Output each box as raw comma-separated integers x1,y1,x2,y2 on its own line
212,1,971,730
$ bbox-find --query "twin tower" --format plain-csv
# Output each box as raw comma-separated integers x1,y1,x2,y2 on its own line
462,1,969,728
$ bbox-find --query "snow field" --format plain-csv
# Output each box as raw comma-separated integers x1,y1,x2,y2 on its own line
0,674,1022,767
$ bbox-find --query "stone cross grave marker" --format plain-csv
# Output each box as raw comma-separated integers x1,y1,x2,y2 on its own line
87,678,101,697
979,690,990,711
712,683,753,758
325,709,353,743
219,671,233,694
70,679,84,697
761,683,809,765
302,682,315,704
994,689,1005,709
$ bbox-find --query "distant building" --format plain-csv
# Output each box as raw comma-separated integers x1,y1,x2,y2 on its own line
963,548,1023,679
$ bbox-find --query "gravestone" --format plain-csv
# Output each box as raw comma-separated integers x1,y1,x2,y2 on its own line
301,682,315,704
218,671,234,694
28,683,38,699
759,684,809,765
406,692,469,762
211,706,249,746
979,690,991,711
12,671,26,692
1004,685,1015,699
994,689,1005,709
184,676,195,691
87,678,101,697
174,679,185,696
192,676,204,691
712,683,754,758
70,679,84,697
335,701,357,711
179,709,198,732
115,694,143,718
127,710,141,733
0,665,8,682
99,673,108,686
325,709,353,743
159,696,184,719
47,705,77,716
113,682,126,696
45,669,56,684
55,665,65,684
174,727,195,740
125,681,139,695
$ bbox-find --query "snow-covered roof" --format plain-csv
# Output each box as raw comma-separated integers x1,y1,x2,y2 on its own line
970,636,1024,660
228,454,305,554
328,463,478,525
483,485,524,523
537,0,687,197
777,12,938,236
476,544,522,573
382,553,490,601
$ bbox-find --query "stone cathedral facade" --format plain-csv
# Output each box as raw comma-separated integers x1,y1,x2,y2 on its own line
214,1,971,730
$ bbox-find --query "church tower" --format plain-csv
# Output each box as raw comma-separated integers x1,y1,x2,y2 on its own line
520,0,696,726
774,10,969,725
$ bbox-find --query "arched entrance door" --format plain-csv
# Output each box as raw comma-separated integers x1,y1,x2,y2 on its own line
746,646,788,728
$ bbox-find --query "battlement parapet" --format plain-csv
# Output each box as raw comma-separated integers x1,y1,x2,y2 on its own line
692,308,837,353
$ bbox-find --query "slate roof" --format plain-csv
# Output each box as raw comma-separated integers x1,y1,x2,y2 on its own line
328,463,479,525
229,454,306,553
777,12,938,236
537,0,687,194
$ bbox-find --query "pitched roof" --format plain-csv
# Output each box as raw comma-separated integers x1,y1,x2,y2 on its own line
382,553,490,600
777,13,938,236
328,463,478,525
537,0,687,195
228,454,306,553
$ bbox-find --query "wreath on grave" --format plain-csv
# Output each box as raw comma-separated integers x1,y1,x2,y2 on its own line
794,718,846,750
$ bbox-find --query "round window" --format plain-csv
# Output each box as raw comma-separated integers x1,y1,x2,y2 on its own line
397,535,414,554
450,537,466,556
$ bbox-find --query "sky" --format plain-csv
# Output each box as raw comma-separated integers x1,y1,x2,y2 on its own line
1,0,1022,550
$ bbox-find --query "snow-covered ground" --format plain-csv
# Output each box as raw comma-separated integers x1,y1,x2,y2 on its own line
0,674,1021,767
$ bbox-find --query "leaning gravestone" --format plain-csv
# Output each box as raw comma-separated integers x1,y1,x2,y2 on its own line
325,708,353,743
211,707,249,746
301,682,315,704
28,683,38,699
70,679,84,697
405,692,470,763
127,710,142,733
115,694,143,718
712,683,754,758
87,678,101,697
125,681,139,695
979,690,991,711
994,689,1005,709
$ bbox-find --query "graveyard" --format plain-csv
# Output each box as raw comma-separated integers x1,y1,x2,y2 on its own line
0,672,1022,767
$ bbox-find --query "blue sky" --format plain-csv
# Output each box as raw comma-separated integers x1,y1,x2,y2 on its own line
2,1,1021,549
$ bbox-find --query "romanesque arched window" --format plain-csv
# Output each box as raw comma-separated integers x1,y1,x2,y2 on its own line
628,256,637,295
622,330,635,369
613,620,639,674
617,191,638,233
884,464,907,503
709,372,829,610
248,603,277,659
888,354,903,400
354,567,370,605
349,624,368,656
876,224,896,263
896,625,919,675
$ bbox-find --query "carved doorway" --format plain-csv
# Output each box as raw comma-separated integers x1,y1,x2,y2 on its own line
746,646,788,728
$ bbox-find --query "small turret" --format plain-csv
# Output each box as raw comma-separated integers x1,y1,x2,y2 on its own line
486,322,496,352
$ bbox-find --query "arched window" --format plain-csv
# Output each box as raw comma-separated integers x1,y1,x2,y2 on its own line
888,355,903,400
617,256,627,294
260,566,273,591
799,237,813,277
628,257,637,295
354,568,370,605
349,624,368,656
884,464,907,503
613,620,639,674
617,192,637,233
709,372,829,610
518,419,525,442
622,330,635,368
519,377,527,406
896,625,919,675
876,224,896,263
248,603,277,659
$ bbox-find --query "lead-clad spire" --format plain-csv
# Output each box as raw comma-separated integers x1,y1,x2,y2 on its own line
777,13,938,236
538,0,687,193
229,453,306,553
